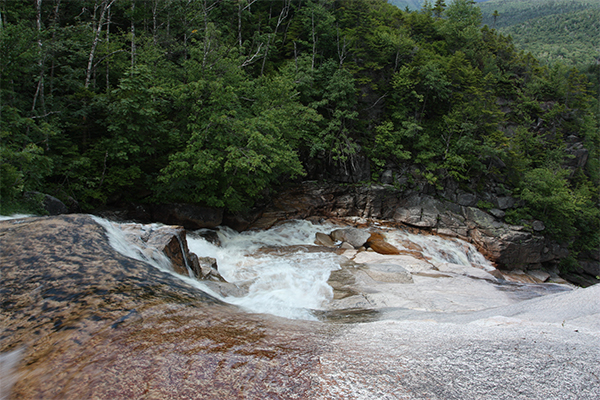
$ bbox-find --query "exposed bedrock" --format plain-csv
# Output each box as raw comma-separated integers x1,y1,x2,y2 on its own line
240,183,570,272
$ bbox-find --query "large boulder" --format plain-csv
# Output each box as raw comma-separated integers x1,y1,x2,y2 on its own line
330,228,371,249
119,223,195,276
391,194,563,270
24,191,68,215
365,232,401,255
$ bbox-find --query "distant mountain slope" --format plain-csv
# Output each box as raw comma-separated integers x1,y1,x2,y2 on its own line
502,9,600,66
388,0,490,11
479,0,600,66
479,0,599,29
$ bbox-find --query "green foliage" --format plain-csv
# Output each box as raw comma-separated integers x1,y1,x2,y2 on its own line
0,0,597,255
517,167,599,249
479,0,600,68
157,66,311,211
0,106,55,210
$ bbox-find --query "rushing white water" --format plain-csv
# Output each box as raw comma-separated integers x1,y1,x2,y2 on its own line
188,221,343,320
0,348,22,400
93,215,503,320
385,229,495,271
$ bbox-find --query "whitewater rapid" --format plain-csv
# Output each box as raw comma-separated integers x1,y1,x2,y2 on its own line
92,216,506,320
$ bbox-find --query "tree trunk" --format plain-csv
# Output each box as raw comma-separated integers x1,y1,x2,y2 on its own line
131,0,136,73
32,0,45,116
85,0,116,89
260,0,289,76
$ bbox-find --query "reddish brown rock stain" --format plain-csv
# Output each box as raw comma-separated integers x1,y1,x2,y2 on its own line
1,215,339,399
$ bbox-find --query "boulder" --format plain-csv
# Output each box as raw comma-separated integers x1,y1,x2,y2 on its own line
380,170,394,185
532,220,545,232
119,223,195,276
24,191,68,215
488,208,505,219
527,270,551,283
496,196,516,210
330,228,371,248
191,256,225,282
365,232,400,255
579,260,600,277
315,232,336,248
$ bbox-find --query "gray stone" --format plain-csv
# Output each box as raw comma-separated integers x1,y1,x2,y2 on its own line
489,208,506,218
527,270,550,282
380,169,394,185
315,232,336,247
532,220,545,231
496,196,516,210
24,191,68,215
331,228,372,248
363,264,413,283
579,261,600,277
456,192,477,207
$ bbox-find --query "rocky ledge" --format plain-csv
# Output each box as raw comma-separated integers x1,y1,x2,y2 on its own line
223,182,598,285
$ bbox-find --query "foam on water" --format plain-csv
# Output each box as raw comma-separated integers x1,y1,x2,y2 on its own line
188,220,342,320
0,348,22,400
385,228,495,270
95,216,500,320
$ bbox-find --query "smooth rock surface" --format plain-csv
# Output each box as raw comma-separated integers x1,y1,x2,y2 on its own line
330,228,371,248
2,215,598,400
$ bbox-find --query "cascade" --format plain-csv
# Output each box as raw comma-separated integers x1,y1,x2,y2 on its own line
97,216,568,320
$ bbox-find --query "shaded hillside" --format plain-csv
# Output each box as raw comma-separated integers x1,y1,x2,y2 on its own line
479,0,597,28
389,0,490,11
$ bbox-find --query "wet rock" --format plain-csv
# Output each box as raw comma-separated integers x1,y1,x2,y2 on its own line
315,232,336,248
527,270,551,283
366,232,400,255
190,256,218,279
434,262,498,282
119,223,196,276
331,228,372,248
363,264,413,283
0,214,336,400
247,183,574,271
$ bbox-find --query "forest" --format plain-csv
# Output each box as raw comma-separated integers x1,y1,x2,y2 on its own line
479,0,600,67
1,0,598,263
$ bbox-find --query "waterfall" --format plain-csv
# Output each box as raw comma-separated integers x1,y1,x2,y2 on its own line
188,220,343,320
